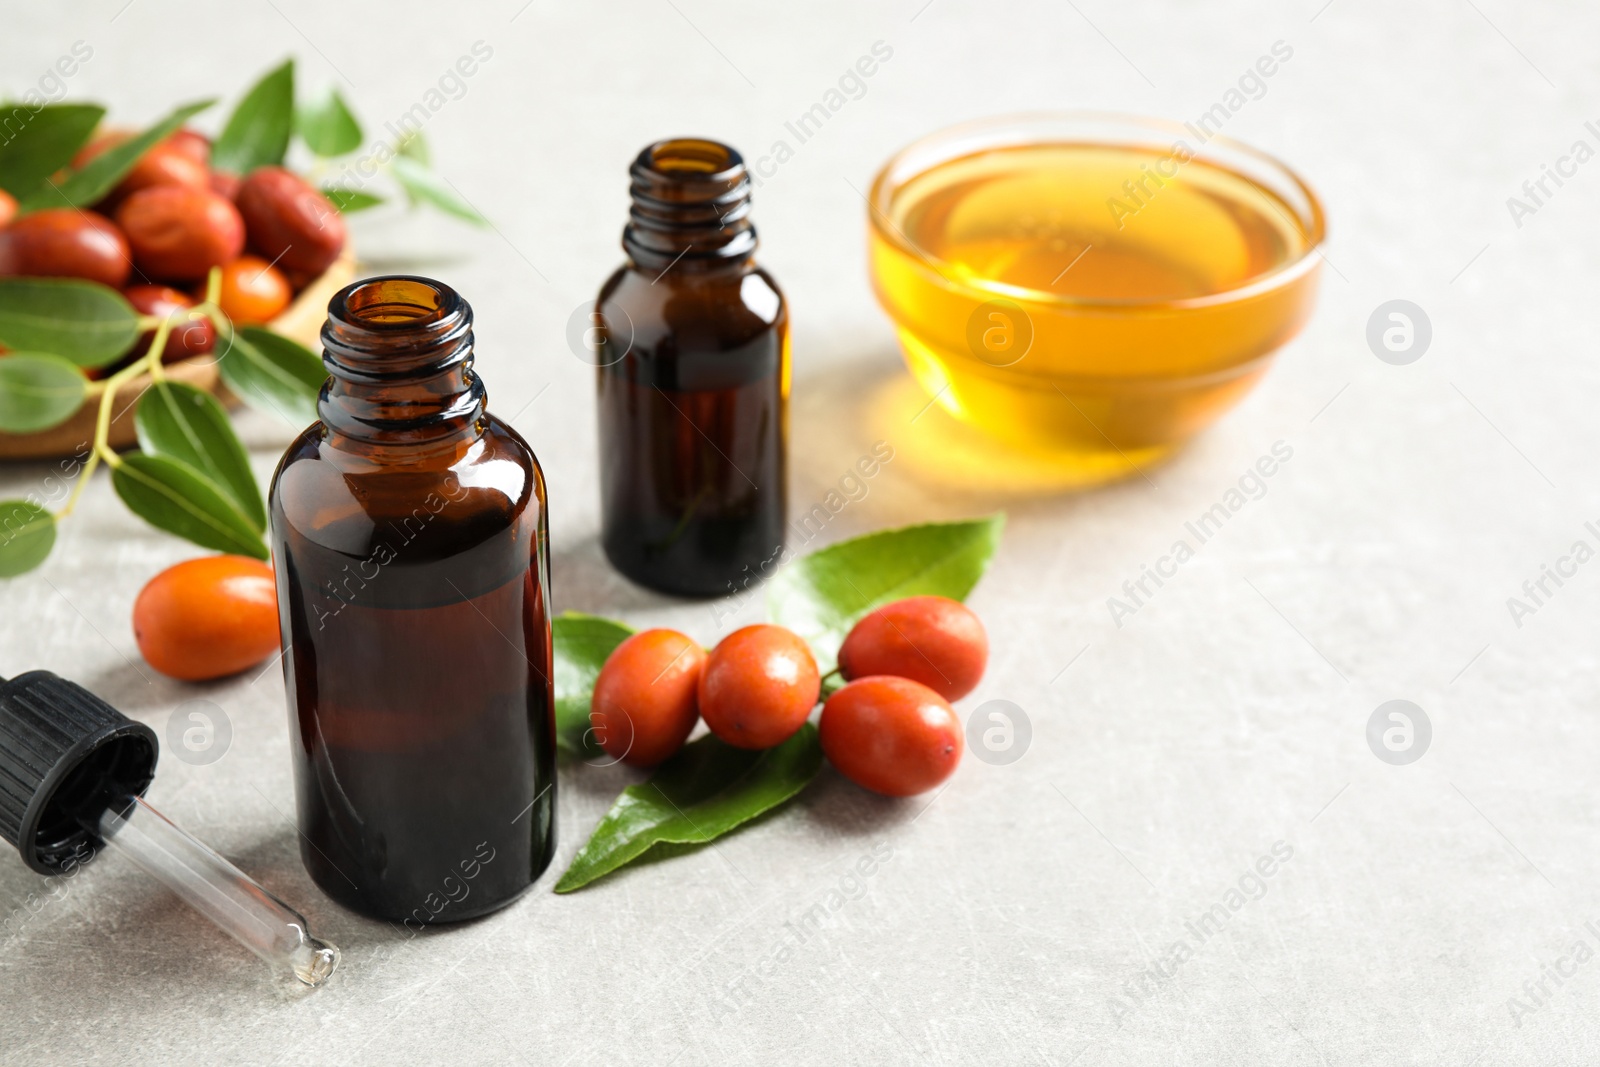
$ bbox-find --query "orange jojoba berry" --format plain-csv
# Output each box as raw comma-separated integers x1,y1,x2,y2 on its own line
133,556,279,682
217,255,293,324
698,624,820,749
838,596,988,701
820,676,964,797
590,629,707,766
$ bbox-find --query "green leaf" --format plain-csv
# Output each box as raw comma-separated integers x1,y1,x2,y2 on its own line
768,516,1006,669
0,500,56,578
295,87,363,157
395,130,429,164
218,326,326,427
0,354,87,432
212,59,295,173
18,99,214,213
0,279,140,368
322,186,383,213
135,381,265,533
111,453,268,559
391,156,487,225
552,612,635,758
555,725,823,893
0,104,104,199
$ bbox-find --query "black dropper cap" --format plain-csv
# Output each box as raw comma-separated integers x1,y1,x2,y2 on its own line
0,670,158,875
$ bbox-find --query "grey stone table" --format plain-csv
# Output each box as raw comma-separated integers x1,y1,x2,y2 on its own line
3,1,1597,1063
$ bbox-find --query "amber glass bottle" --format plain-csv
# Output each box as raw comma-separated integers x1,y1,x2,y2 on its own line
269,277,555,924
595,138,789,598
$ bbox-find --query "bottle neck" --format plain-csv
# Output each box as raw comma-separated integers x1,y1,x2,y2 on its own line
622,138,757,272
318,276,485,451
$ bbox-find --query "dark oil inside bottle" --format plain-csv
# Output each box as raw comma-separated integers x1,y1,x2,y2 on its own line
270,277,555,924
595,139,789,598
596,316,786,597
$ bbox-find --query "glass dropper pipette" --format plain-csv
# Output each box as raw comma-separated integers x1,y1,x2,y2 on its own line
96,794,339,985
0,669,339,987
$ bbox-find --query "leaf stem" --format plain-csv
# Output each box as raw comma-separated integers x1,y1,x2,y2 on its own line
56,318,172,518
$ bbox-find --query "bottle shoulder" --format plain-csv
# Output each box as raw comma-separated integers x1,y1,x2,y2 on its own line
601,259,785,321
481,414,548,502
597,259,788,389
270,420,544,558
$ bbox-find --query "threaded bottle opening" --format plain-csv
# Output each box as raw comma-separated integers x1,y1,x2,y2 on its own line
324,276,473,378
624,138,756,268
319,274,483,445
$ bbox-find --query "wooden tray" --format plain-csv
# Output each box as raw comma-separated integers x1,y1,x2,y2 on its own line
0,249,356,460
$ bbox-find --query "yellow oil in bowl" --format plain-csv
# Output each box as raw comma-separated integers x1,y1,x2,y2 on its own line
868,114,1324,483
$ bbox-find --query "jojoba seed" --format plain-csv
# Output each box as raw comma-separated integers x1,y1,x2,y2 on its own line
124,285,216,363
165,128,211,167
116,145,209,199
0,208,130,288
209,170,241,202
236,166,345,276
74,132,208,210
117,186,245,283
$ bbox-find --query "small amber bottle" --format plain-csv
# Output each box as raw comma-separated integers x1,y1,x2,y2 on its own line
595,139,789,598
269,276,555,924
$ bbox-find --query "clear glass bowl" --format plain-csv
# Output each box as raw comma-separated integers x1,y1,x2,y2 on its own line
867,113,1325,483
